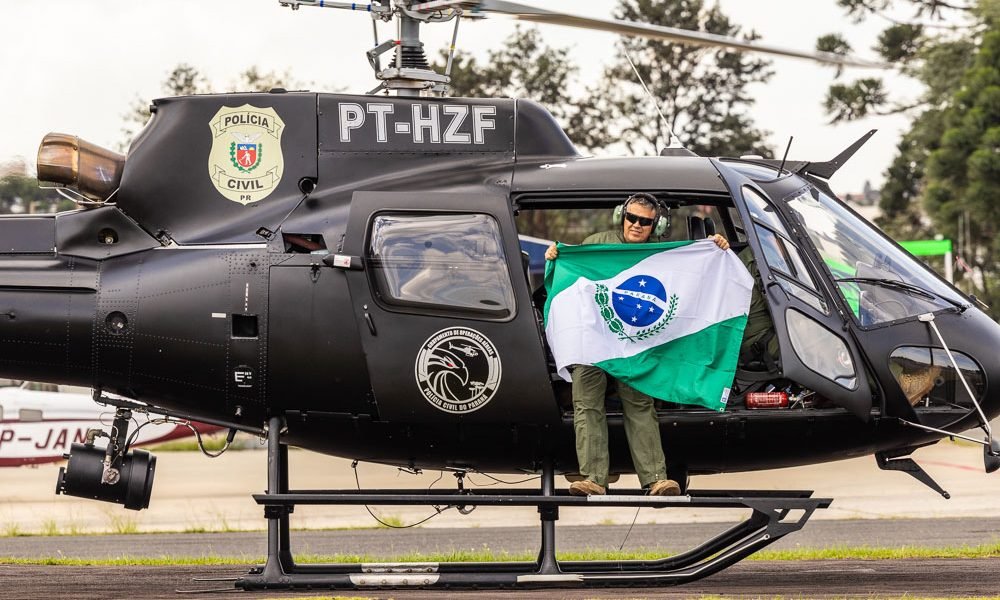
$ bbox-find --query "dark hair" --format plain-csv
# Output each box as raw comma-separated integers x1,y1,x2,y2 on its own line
625,192,659,213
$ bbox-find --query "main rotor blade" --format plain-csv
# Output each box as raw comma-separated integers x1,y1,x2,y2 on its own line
466,0,887,68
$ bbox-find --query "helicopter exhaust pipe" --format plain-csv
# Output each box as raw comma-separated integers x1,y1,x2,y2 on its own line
37,133,125,205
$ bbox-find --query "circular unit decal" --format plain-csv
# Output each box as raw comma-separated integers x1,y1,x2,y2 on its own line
415,327,502,414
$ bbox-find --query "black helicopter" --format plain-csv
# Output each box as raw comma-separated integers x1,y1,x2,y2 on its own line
2,0,998,591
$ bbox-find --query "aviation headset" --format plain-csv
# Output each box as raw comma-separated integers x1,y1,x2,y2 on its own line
612,192,670,237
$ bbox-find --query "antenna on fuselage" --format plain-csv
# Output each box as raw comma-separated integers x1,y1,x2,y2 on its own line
622,49,685,152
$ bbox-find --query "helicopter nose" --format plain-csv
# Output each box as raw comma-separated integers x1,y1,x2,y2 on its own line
948,309,1000,427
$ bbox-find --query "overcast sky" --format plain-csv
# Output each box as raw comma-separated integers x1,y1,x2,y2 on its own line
0,0,932,195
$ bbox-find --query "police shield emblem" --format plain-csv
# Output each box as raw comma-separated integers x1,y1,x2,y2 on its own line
208,105,285,205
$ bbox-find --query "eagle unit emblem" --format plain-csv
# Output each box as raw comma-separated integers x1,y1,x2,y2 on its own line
208,104,285,205
415,327,502,414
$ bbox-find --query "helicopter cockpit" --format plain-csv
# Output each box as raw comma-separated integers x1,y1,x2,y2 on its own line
511,150,991,451
724,160,987,422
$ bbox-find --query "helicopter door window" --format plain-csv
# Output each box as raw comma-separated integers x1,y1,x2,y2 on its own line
743,187,818,293
755,225,793,274
786,309,858,390
743,185,827,314
776,277,828,314
753,224,827,313
367,213,515,319
742,186,786,232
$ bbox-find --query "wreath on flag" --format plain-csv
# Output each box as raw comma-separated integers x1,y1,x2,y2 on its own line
594,283,678,343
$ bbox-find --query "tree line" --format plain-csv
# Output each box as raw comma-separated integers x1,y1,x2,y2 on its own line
451,0,1000,319
2,0,997,317
824,0,999,313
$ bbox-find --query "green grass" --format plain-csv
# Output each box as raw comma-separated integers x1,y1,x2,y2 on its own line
39,519,59,536
754,543,1000,560
372,513,405,528
0,522,420,538
104,511,139,535
4,542,1000,566
147,435,231,452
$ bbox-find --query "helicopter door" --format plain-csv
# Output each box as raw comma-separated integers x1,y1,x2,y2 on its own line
339,191,559,425
713,161,873,420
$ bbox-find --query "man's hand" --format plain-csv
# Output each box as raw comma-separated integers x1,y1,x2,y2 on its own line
709,234,730,251
545,244,559,261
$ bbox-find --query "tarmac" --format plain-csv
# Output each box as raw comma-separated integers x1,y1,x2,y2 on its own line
2,436,999,535
5,518,1000,560
4,437,1000,599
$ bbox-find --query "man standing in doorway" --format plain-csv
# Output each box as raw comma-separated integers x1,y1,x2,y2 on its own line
544,193,729,496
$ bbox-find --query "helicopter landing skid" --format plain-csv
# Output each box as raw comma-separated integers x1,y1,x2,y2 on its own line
236,417,831,590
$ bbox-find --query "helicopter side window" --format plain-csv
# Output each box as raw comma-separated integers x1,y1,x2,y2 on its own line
755,225,792,274
742,186,785,232
367,213,516,319
889,346,985,407
753,224,827,314
744,187,815,287
742,187,827,314
670,204,723,240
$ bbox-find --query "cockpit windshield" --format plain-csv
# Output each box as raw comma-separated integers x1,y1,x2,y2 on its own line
785,187,965,326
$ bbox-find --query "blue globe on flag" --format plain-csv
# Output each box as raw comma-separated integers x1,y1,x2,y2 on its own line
611,275,667,328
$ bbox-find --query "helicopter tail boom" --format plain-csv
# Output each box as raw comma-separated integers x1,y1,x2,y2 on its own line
0,220,98,387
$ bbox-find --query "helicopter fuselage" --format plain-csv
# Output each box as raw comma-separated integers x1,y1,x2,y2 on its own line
2,91,998,477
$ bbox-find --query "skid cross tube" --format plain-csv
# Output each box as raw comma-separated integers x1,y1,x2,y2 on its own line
236,424,831,590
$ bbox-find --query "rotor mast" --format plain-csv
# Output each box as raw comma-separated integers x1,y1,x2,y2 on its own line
280,0,460,97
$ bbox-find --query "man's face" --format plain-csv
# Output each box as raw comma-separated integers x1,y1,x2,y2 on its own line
622,203,657,243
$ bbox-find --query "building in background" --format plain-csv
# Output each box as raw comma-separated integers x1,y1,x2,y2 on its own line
0,158,28,178
842,180,881,223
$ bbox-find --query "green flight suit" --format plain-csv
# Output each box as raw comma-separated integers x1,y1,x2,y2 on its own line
570,229,667,488
738,247,779,366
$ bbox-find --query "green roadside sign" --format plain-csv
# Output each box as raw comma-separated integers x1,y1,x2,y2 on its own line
900,239,952,256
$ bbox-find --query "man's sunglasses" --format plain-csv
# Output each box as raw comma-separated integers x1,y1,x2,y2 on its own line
624,212,656,227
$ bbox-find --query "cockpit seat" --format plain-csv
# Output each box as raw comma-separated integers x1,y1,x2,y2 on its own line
686,216,717,240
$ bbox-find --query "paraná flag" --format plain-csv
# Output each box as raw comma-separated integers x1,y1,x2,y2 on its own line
543,239,753,411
